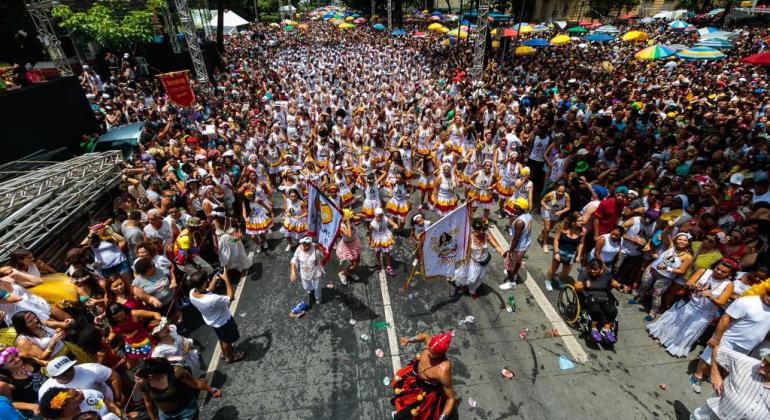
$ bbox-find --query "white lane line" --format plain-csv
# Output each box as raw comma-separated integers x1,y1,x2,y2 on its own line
489,226,588,364
203,251,254,385
378,270,402,373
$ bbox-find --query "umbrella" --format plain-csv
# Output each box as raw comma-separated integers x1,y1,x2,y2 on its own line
741,52,770,66
595,25,619,34
373,23,386,31
532,25,549,32
697,27,719,37
441,38,457,46
635,44,675,60
668,44,688,51
578,19,594,26
567,26,588,34
345,16,354,22
391,29,406,36
429,15,441,21
518,25,535,34
515,45,535,56
622,31,648,42
676,46,727,60
700,30,737,40
512,23,530,30
550,34,570,45
668,20,688,30
522,38,548,47
641,17,655,23
502,29,517,37
585,34,615,42
431,11,443,16
354,18,366,24
696,38,733,49
284,25,295,31
428,22,444,30
412,31,427,38
447,29,468,39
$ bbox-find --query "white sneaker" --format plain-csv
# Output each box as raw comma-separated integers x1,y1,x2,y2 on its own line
285,244,291,252
262,241,269,250
338,272,348,285
544,280,553,291
499,281,516,291
255,246,262,254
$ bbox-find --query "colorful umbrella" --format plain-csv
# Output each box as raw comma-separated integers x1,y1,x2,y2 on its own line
676,46,727,60
696,38,733,49
621,31,648,42
428,22,444,30
635,44,675,60
447,29,469,39
345,16,354,22
532,25,549,32
567,26,587,34
441,38,457,46
697,27,719,37
550,34,570,45
512,23,530,30
373,23,386,31
595,25,619,34
522,38,548,47
518,25,535,34
741,52,770,66
502,28,518,37
578,19,594,26
354,18,366,24
585,34,615,42
668,20,688,30
515,45,535,56
428,15,441,21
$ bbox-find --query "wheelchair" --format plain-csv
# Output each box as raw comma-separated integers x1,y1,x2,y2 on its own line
557,284,619,346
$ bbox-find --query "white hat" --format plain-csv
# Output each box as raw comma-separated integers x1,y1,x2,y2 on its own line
47,356,76,377
299,236,313,244
576,148,589,156
123,53,130,59
730,172,744,186
374,207,384,216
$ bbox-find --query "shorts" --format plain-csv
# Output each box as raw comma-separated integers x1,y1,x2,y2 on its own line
159,398,199,420
699,338,749,365
556,250,576,264
213,316,240,344
504,250,526,271
100,260,131,277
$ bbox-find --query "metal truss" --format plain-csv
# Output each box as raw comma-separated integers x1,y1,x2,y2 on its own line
162,1,182,53
24,0,73,77
174,0,210,86
371,0,375,17
469,0,490,79
387,0,393,30
0,151,123,263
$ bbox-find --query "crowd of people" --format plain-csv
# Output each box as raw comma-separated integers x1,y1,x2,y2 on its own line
0,8,769,419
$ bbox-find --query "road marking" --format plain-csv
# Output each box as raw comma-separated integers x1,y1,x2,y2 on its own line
378,270,402,374
489,226,588,364
203,251,253,387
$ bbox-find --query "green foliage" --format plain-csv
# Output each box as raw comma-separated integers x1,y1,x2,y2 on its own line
51,0,167,50
260,13,282,22
587,0,640,18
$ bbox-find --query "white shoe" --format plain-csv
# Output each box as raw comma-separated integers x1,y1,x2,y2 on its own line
499,281,516,291
338,272,348,285
544,280,553,291
255,246,262,254
285,244,292,252
262,241,268,250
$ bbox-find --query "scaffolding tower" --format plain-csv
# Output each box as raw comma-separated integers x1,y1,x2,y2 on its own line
24,0,73,77
174,0,210,86
162,1,183,54
469,1,490,79
0,151,123,263
388,0,393,30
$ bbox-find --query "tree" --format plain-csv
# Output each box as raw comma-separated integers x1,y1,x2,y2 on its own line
51,0,167,51
587,0,639,18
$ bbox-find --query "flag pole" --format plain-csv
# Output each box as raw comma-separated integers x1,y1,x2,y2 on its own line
402,245,421,291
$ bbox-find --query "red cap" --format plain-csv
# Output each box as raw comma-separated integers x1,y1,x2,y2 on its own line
428,332,452,355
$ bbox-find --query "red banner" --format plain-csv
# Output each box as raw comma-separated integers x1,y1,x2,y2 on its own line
158,71,195,108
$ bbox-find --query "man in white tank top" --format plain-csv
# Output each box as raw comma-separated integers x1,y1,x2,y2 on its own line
500,198,533,291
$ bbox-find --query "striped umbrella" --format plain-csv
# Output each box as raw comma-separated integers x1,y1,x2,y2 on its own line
696,38,733,49
512,23,530,30
635,44,675,60
668,20,688,30
676,46,727,60
595,25,620,34
532,25,549,32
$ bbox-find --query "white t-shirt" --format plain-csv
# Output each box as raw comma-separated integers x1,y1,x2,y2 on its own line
0,284,51,324
189,290,231,328
723,295,770,351
80,389,120,420
38,363,114,401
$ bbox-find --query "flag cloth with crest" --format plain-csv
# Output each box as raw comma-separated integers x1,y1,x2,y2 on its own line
306,182,342,261
421,203,470,278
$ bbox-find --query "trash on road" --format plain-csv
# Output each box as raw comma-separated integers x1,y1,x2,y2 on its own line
349,319,357,325
518,328,527,340
501,368,514,380
371,320,390,329
551,328,559,337
468,397,477,408
382,376,390,386
458,315,475,326
558,355,575,370
658,383,667,391
238,312,246,318
360,334,369,341
375,348,385,358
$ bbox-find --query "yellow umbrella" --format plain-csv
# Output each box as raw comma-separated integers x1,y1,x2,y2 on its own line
298,23,309,30
428,23,444,31
519,25,535,34
438,26,450,33
515,45,535,56
447,29,468,39
345,16,354,22
491,28,498,36
622,30,648,42
492,40,500,49
550,34,570,45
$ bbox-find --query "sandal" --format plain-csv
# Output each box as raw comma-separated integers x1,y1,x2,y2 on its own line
225,352,245,363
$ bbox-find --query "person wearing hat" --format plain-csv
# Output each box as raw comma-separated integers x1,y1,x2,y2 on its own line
39,386,122,420
242,187,274,252
336,209,361,285
393,331,456,420
280,189,308,252
173,217,214,275
500,198,532,291
38,354,123,405
290,236,326,305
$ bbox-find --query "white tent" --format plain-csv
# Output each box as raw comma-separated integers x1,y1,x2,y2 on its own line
208,10,250,34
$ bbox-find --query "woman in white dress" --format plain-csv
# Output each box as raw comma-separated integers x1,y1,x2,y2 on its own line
150,316,201,371
453,219,506,298
280,189,307,251
646,259,736,357
290,236,326,306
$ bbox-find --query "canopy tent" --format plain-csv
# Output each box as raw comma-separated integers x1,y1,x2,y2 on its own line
208,10,249,34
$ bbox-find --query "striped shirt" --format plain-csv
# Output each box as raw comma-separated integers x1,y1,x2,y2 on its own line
708,347,770,420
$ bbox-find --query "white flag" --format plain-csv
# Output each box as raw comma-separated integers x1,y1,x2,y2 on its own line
306,182,342,260
422,203,470,278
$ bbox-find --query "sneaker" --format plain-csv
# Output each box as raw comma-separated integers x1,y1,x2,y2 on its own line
601,328,616,344
643,314,656,322
590,328,603,343
542,244,550,253
499,281,516,291
262,241,269,250
544,280,554,291
256,246,262,254
338,272,348,285
688,374,703,394
285,244,292,252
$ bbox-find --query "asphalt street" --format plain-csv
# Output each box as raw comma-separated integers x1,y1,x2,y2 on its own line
182,199,711,420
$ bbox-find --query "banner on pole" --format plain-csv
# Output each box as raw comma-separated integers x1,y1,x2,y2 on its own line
421,203,470,279
306,182,342,260
158,71,195,108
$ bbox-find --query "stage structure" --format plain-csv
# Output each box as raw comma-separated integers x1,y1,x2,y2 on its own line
24,0,73,77
174,0,210,86
469,0,490,79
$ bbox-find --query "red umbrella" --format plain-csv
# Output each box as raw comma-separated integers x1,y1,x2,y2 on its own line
578,19,593,26
622,12,637,19
502,29,518,37
741,52,770,66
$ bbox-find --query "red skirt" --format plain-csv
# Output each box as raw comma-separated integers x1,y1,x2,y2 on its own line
391,360,446,420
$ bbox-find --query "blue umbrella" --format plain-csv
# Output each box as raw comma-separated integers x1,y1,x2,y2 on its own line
585,34,615,42
512,23,530,30
668,20,688,30
323,12,335,19
696,38,733,49
460,19,470,25
676,46,727,60
373,23,386,31
522,38,548,47
431,11,443,16
391,29,406,36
